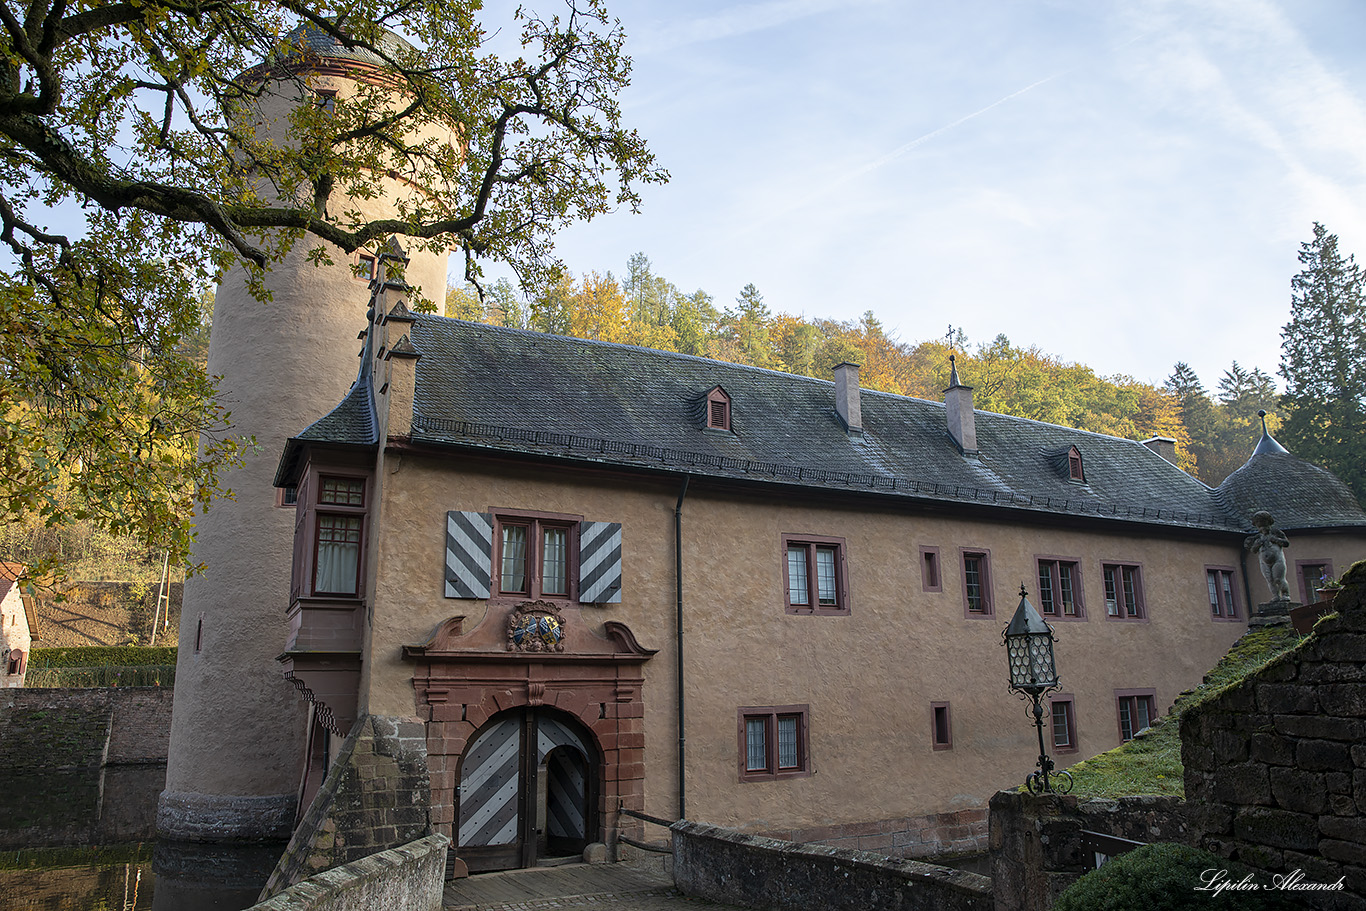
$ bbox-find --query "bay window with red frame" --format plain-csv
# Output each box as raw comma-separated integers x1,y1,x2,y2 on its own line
311,474,368,597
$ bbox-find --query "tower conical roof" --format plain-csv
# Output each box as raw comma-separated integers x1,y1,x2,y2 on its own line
1215,420,1365,530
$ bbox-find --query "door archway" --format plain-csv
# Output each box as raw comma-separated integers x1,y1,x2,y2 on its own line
455,707,599,871
405,612,656,872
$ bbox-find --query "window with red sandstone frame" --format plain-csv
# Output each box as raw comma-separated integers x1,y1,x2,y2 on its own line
1037,558,1083,618
961,549,992,616
1102,562,1144,619
495,514,577,600
1206,567,1240,619
739,705,810,781
1116,690,1156,742
931,702,952,750
1049,695,1077,753
782,535,848,615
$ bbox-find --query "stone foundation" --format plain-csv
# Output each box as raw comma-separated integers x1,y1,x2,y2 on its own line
261,715,433,898
156,790,297,843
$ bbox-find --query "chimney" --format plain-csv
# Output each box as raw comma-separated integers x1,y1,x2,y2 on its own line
834,362,862,434
1142,436,1179,466
944,355,977,456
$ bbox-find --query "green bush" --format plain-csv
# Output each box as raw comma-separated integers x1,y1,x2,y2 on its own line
24,665,175,687
1054,843,1298,911
29,646,177,668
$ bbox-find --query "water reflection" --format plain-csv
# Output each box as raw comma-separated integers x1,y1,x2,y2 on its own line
2,845,155,911
152,840,284,911
1,841,284,911
1,761,283,911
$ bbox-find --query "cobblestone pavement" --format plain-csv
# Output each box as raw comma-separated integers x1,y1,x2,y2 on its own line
443,862,750,911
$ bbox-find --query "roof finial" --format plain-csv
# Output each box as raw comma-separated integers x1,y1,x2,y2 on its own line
1252,408,1289,456
949,353,961,388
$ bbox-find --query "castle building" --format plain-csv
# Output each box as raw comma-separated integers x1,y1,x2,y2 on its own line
157,20,1366,875
262,267,1366,873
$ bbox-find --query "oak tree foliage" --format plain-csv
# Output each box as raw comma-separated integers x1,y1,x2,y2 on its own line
0,0,664,575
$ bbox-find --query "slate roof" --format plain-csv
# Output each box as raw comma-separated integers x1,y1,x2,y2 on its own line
248,23,417,76
279,317,1366,536
385,317,1250,531
1216,435,1366,531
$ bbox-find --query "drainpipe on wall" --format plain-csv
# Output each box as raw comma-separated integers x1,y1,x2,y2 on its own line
1240,547,1255,618
675,474,690,821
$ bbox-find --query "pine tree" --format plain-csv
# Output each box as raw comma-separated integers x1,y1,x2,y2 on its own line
722,284,776,368
1279,223,1366,503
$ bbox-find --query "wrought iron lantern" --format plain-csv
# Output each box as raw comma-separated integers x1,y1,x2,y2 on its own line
1002,585,1071,793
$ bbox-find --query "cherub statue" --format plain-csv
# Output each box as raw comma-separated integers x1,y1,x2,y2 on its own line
1245,510,1291,601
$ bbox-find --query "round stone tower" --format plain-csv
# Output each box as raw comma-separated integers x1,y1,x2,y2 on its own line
157,28,451,841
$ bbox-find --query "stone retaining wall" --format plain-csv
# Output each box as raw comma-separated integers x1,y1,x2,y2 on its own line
262,715,433,897
671,820,991,911
250,834,448,911
987,791,1191,911
764,808,988,859
0,686,171,847
1181,577,1366,908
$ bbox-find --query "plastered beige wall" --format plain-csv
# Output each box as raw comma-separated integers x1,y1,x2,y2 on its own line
353,448,1356,834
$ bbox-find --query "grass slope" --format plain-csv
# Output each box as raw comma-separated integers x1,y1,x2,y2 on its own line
1063,624,1304,799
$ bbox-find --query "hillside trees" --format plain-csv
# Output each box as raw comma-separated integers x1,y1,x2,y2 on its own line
0,0,664,574
1279,223,1366,501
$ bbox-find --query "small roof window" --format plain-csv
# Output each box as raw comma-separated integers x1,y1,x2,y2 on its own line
1067,446,1084,482
704,386,731,432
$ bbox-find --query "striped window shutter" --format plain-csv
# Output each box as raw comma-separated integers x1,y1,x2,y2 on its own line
579,521,622,603
445,511,493,598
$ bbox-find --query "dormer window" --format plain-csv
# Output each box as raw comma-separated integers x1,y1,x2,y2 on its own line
1067,446,1084,482
705,386,732,432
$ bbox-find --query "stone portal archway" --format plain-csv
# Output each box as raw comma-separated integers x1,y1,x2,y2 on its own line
404,606,655,868
453,707,598,871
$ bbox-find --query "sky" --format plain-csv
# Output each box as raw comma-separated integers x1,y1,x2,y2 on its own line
475,0,1366,392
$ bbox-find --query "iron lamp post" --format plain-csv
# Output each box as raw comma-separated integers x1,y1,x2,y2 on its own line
1002,585,1068,793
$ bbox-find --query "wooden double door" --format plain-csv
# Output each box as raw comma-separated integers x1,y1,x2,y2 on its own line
456,707,598,871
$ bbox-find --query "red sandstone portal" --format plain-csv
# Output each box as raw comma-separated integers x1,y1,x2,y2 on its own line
404,610,655,871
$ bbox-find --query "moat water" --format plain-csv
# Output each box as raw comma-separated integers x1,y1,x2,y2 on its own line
2,766,282,910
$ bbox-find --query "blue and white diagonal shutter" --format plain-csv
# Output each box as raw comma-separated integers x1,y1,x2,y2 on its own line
578,521,622,603
445,511,493,598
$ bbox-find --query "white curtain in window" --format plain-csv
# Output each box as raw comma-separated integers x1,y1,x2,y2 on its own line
1059,565,1075,614
315,515,361,594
